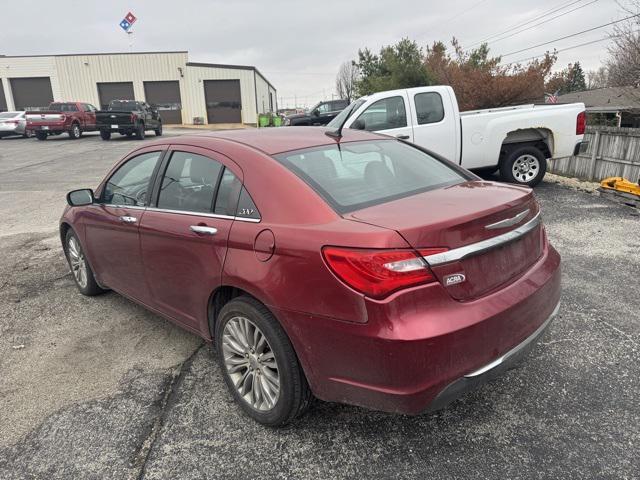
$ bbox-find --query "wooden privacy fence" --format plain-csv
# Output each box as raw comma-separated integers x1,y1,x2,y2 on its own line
547,126,640,182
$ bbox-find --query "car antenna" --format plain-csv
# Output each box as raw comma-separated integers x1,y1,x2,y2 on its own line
325,101,358,140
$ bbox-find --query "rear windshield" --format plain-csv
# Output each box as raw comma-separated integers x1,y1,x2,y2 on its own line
274,140,466,213
49,103,78,112
109,101,138,111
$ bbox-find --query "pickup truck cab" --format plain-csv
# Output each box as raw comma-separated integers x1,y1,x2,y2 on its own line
284,99,349,126
26,102,98,140
329,86,587,186
96,100,162,140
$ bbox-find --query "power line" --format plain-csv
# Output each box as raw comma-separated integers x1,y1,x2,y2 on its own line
505,35,614,64
467,0,584,47
501,13,639,57
431,0,491,30
481,0,600,47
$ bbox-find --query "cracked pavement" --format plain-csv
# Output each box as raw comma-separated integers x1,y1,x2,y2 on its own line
0,132,638,479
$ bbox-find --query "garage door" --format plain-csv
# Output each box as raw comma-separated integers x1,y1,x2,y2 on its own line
9,77,54,111
144,81,182,124
97,82,135,110
0,82,7,112
204,80,242,124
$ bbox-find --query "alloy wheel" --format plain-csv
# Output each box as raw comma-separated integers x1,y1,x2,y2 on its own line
67,236,88,288
222,316,280,411
511,154,540,183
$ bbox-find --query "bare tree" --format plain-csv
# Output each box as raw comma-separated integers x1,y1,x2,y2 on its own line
586,67,610,89
335,61,359,102
607,1,640,86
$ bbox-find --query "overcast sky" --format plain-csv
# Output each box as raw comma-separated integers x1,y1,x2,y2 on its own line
0,0,624,108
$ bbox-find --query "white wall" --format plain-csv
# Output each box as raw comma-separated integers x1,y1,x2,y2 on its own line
0,52,277,124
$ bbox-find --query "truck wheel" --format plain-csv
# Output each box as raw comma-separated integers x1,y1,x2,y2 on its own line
154,123,163,136
68,123,81,139
500,146,547,187
100,130,111,141
35,131,47,141
136,123,146,140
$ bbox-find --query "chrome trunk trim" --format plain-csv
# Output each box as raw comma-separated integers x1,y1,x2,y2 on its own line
422,211,541,266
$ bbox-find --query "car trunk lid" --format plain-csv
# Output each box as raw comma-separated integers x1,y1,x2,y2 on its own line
346,181,544,300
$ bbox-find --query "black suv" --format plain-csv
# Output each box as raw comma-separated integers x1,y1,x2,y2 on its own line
284,99,349,126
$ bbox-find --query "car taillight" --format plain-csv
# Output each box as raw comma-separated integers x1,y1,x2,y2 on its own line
322,247,447,299
576,111,586,135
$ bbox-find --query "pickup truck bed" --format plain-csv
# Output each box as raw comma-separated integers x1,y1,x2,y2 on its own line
26,102,98,140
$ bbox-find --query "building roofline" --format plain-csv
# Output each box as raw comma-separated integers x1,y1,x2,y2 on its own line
0,51,189,58
186,61,276,92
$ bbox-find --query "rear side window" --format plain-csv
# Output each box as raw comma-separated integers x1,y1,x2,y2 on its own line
50,103,79,112
275,140,465,213
157,152,222,213
236,188,260,220
214,169,242,216
414,92,445,125
352,96,407,131
103,152,161,206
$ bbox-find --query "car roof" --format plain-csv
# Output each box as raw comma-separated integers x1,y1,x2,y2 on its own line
202,126,388,155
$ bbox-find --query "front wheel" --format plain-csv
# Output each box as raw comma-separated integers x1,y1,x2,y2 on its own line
35,131,47,141
154,123,163,136
215,296,311,426
64,229,105,296
499,146,547,187
68,123,81,139
100,130,111,140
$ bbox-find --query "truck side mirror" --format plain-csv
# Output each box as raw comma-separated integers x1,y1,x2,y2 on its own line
312,109,320,117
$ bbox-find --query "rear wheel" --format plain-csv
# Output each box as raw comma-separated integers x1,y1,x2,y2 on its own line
35,131,47,141
64,229,105,296
23,130,34,138
499,146,547,187
136,123,146,140
100,130,111,141
68,123,81,139
154,123,163,136
215,296,311,426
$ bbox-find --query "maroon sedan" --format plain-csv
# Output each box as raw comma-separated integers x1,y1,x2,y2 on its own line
61,127,560,425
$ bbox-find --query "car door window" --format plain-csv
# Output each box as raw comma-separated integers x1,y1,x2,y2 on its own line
353,96,407,131
414,92,445,125
157,152,223,213
214,168,242,216
102,152,161,206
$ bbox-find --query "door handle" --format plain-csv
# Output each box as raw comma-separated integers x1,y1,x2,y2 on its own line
190,225,218,235
120,215,137,224
395,134,410,140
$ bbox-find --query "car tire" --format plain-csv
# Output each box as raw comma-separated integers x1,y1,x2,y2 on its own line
136,123,146,140
125,132,133,138
35,131,47,141
64,229,105,296
100,130,111,141
68,123,81,139
23,130,34,138
215,296,311,426
154,123,163,136
499,145,547,187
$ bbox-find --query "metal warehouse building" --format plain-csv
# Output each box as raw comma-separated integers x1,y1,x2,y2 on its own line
0,51,277,125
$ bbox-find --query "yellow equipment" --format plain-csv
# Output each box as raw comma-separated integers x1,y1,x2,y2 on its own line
600,177,640,197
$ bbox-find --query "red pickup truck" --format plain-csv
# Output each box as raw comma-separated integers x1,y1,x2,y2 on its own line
26,102,99,140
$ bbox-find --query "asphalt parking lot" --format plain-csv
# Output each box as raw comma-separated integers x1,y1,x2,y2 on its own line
0,131,638,479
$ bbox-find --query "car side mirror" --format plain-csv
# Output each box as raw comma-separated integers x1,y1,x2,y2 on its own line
312,109,320,117
67,188,94,206
351,119,365,130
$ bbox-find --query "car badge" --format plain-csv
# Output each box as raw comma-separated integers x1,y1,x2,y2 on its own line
485,209,530,230
444,273,466,286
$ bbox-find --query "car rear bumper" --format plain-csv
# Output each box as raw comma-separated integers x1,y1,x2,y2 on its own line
273,242,561,415
27,124,67,133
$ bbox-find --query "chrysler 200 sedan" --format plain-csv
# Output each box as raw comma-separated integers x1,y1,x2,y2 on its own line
61,127,561,426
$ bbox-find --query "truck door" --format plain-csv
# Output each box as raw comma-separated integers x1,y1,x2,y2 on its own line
345,93,413,141
409,87,459,161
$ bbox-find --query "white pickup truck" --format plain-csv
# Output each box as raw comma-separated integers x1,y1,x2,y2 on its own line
328,86,587,186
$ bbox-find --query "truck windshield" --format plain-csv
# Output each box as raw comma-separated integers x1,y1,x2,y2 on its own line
327,99,366,129
50,103,78,112
109,101,138,111
274,140,466,213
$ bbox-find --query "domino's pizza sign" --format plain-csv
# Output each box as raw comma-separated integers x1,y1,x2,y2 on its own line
119,11,137,32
